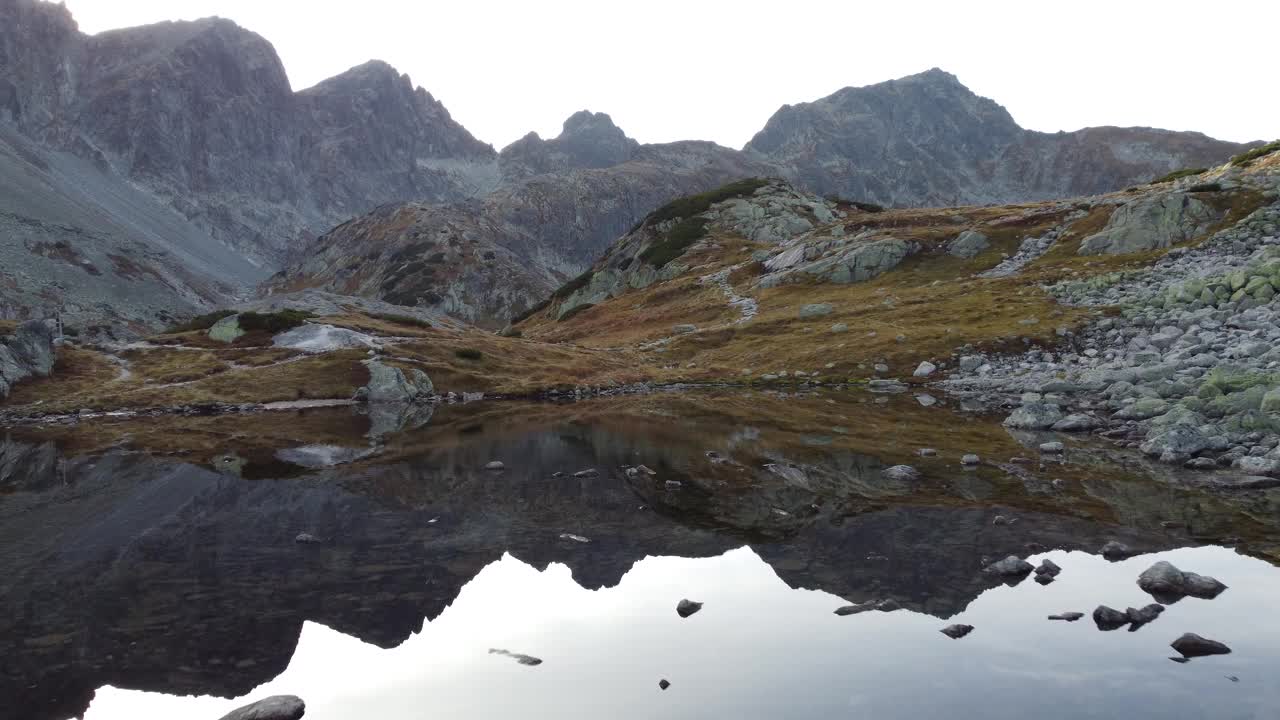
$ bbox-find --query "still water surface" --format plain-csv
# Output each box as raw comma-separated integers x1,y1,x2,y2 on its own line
2,390,1277,719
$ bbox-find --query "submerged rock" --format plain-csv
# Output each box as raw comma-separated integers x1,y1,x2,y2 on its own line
217,695,305,720
1048,612,1085,622
881,465,921,482
1170,633,1232,658
941,624,974,639
676,599,703,618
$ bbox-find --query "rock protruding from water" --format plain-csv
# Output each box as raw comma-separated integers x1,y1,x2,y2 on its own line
984,555,1034,577
1048,612,1084,622
354,360,434,403
1035,559,1062,578
1137,561,1228,601
834,599,901,616
489,648,543,666
1126,603,1165,629
1100,541,1133,561
676,599,703,618
0,320,56,399
941,624,974,639
658,679,671,690
1093,605,1131,630
1170,633,1232,658
217,695,306,720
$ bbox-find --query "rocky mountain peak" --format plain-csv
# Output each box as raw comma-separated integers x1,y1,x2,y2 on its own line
499,109,639,181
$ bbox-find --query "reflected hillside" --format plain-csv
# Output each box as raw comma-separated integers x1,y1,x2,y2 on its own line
2,390,1277,720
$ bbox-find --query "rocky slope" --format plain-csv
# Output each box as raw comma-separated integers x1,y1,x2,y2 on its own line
267,138,769,326
745,68,1254,207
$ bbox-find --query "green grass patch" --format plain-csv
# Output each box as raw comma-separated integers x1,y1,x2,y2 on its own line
164,310,235,334
1230,140,1280,167
367,312,433,329
1150,167,1206,184
640,216,709,268
635,178,770,231
238,310,314,334
558,303,595,322
552,270,595,300
511,298,551,325
1187,182,1223,193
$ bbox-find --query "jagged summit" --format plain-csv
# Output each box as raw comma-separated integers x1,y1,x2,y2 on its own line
499,108,639,180
745,68,1244,207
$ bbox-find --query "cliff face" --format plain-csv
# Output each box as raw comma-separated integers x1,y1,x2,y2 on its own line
745,68,1253,207
0,0,498,265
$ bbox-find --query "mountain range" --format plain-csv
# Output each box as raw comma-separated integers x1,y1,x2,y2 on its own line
0,0,1258,329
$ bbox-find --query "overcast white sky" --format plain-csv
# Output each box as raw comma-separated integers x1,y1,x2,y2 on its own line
61,0,1277,150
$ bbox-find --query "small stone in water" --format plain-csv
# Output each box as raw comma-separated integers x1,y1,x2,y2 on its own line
659,679,671,690
941,624,974,639
677,599,703,618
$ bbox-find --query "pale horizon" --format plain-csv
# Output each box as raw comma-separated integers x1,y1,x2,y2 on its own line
54,0,1280,151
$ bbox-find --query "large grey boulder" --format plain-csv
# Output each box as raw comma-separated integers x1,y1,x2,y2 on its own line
1140,426,1209,461
1079,194,1219,255
798,303,834,319
1137,561,1228,600
208,314,246,343
947,230,990,258
761,238,914,287
273,324,379,353
1170,633,1232,658
983,555,1034,577
0,320,56,399
217,695,305,720
1003,402,1064,430
356,360,434,403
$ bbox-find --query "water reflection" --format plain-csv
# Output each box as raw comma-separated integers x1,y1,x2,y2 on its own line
2,390,1278,720
86,547,1280,720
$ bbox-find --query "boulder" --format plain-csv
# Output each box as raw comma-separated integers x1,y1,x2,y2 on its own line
1100,540,1132,560
273,324,378,353
798,303,833,319
1126,603,1165,627
1093,605,1130,630
356,360,434,403
1035,559,1062,577
1170,633,1232,658
1004,402,1064,430
208,314,245,343
984,555,1034,577
0,320,56,399
1052,414,1100,432
1140,426,1209,460
1079,194,1219,255
947,230,990,259
913,361,937,377
217,695,305,720
1137,560,1228,600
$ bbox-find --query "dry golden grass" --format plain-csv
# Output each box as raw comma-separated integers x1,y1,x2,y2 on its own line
120,347,228,384
5,345,119,407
